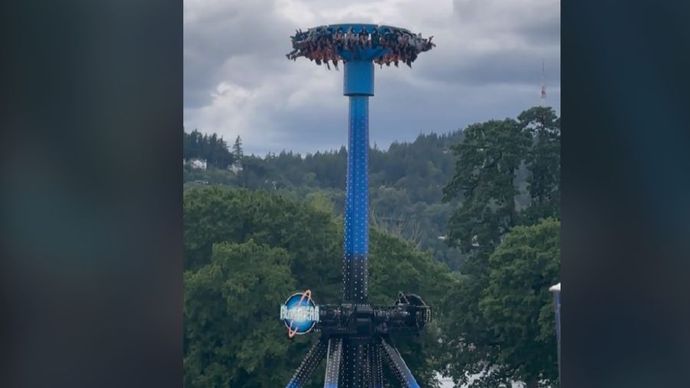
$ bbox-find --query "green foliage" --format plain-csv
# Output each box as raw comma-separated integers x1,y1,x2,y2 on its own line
443,118,531,258
182,106,561,387
183,187,342,301
232,136,243,163
440,107,560,387
518,107,561,224
369,230,458,387
305,191,336,215
183,131,467,270
184,129,235,169
184,240,296,387
442,219,559,387
183,187,455,387
479,218,560,387
443,106,561,256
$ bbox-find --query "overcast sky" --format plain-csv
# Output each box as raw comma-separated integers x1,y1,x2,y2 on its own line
184,0,560,155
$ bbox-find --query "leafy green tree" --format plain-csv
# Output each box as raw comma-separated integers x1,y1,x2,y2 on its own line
183,187,342,301
443,118,531,260
183,128,467,269
305,191,335,215
445,218,559,387
440,109,560,388
518,107,561,224
478,218,559,387
183,187,455,387
184,240,297,387
441,219,560,387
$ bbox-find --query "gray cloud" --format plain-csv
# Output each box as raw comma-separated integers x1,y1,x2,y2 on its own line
184,0,560,155
417,47,560,87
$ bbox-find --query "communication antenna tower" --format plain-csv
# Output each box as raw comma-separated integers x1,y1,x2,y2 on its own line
540,59,547,105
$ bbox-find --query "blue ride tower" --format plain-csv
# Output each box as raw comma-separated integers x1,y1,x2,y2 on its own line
281,23,435,388
342,48,376,305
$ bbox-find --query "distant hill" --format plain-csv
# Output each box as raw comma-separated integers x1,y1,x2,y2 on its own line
183,105,561,387
184,129,472,269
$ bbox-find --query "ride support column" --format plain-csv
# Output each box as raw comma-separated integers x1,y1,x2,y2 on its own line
342,59,374,304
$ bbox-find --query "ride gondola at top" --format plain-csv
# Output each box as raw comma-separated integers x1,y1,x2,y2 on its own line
286,23,435,69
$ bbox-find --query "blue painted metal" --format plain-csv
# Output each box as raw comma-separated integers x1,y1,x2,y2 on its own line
343,92,370,303
381,340,420,388
344,95,369,256
344,61,374,96
286,340,328,388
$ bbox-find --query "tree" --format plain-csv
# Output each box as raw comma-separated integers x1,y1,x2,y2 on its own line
184,240,297,387
184,129,204,160
368,230,458,387
305,191,335,215
518,107,561,224
441,219,560,387
183,187,342,297
233,135,244,165
480,218,560,387
183,129,234,169
183,186,455,387
440,109,560,388
183,128,468,269
443,118,531,261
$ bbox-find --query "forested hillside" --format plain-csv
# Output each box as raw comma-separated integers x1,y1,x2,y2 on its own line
184,129,469,268
183,106,561,387
183,129,235,169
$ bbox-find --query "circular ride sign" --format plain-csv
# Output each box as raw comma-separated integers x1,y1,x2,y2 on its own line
280,290,319,338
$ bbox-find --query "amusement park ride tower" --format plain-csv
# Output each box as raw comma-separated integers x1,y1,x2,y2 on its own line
280,23,435,387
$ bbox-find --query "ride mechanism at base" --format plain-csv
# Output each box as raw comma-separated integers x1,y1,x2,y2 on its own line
280,24,435,388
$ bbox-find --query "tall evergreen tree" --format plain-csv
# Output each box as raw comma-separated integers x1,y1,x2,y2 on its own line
443,118,531,260
183,129,234,169
233,135,244,166
440,107,560,387
518,107,561,224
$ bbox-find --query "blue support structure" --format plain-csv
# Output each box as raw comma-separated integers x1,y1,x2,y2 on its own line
283,23,434,388
324,338,343,388
343,60,374,96
381,339,420,388
344,96,369,258
345,95,369,253
286,340,328,388
343,93,370,303
342,59,374,304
